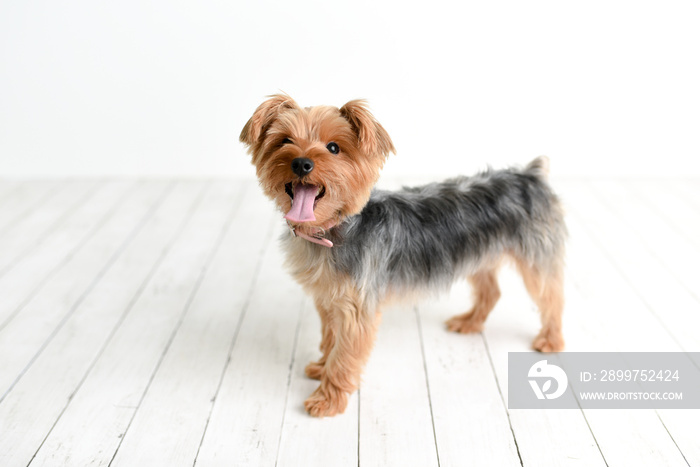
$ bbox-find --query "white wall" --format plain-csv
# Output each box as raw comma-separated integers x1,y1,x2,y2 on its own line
1,1,699,178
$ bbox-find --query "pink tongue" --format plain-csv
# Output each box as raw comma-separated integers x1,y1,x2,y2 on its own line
284,184,318,223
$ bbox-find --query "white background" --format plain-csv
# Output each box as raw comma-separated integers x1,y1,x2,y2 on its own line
1,1,699,179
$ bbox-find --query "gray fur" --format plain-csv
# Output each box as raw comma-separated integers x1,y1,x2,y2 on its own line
283,158,566,307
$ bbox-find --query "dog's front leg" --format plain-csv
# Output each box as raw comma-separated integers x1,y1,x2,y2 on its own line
304,293,380,417
304,299,335,380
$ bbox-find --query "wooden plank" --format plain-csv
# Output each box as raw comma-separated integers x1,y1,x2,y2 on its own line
0,180,98,275
557,181,679,349
194,221,305,466
673,179,700,209
0,181,134,329
0,181,60,236
276,299,359,467
0,182,199,467
589,179,700,302
24,182,236,467
0,181,176,466
655,408,700,466
556,181,688,467
416,286,521,466
0,177,692,466
561,182,681,342
0,181,150,395
0,181,21,208
482,266,606,467
563,180,699,466
565,180,700,351
108,184,278,467
358,305,439,467
623,179,700,253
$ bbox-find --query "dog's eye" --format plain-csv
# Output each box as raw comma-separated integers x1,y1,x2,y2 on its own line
282,138,293,145
326,142,339,155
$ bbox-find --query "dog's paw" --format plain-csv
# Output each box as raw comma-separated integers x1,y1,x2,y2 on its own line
304,384,348,417
532,332,565,352
304,361,324,380
446,312,484,334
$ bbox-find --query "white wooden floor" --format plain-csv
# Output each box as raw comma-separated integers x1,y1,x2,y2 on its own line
0,178,699,467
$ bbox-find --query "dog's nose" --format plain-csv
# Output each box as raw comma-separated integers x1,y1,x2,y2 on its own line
291,157,314,177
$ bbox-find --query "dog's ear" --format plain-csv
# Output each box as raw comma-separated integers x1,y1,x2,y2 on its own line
339,100,395,159
240,94,299,147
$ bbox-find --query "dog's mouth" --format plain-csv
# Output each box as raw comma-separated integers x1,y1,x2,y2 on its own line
284,182,326,223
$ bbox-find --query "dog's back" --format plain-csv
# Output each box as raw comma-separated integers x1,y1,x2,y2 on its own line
329,157,566,299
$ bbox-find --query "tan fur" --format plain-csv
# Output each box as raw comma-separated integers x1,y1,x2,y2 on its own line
444,256,565,352
516,257,565,352
242,95,564,417
302,275,382,417
241,94,395,233
446,268,502,334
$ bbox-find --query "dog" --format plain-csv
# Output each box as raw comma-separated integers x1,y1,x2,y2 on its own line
240,94,567,417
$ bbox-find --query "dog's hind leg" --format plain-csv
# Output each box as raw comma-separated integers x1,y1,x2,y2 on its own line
447,268,501,334
516,258,565,352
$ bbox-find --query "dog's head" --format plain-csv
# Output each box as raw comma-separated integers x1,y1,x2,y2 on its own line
240,94,395,230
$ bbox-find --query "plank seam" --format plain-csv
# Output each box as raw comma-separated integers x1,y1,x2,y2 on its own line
481,335,524,467
0,181,137,334
0,181,103,280
0,181,147,401
655,411,691,467
587,181,700,304
22,181,197,464
0,182,62,238
570,378,609,467
192,209,277,467
107,181,243,466
0,182,24,212
571,185,692,356
628,182,700,251
274,297,306,467
414,307,441,467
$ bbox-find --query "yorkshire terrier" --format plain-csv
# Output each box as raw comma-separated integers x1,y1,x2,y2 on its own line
241,94,567,417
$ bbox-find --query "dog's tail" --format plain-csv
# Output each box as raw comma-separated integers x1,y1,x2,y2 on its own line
525,155,550,179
